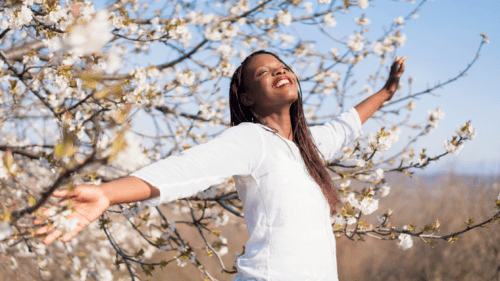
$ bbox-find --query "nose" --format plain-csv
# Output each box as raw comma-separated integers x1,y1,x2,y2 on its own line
273,67,286,76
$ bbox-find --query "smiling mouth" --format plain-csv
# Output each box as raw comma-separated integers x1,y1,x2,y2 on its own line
273,77,292,88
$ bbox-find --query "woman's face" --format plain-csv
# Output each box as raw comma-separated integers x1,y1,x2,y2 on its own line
241,54,298,114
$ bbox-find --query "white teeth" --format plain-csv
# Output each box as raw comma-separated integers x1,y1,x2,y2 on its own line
275,79,290,88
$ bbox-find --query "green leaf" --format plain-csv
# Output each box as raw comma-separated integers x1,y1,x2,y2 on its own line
28,195,36,207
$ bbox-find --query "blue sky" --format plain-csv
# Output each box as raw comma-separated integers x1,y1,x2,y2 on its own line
341,0,500,175
98,0,499,175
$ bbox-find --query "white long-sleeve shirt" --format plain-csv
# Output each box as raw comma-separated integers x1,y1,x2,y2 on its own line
131,108,363,281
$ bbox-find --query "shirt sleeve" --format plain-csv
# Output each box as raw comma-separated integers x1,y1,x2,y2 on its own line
308,107,363,162
129,123,265,206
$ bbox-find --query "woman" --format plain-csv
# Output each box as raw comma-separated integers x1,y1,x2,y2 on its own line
35,50,406,280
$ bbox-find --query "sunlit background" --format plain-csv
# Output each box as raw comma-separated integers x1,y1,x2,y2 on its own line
104,0,499,176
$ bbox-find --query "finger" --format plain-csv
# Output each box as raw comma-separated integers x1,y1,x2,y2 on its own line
40,205,59,218
61,224,84,243
33,218,45,225
35,224,56,236
52,189,71,198
42,228,62,245
399,61,406,73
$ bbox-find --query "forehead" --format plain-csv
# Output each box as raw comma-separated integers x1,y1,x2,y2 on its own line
245,54,284,72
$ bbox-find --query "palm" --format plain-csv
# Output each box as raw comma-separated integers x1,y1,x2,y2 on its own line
34,185,111,245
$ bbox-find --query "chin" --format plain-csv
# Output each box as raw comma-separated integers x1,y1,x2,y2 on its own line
286,91,299,103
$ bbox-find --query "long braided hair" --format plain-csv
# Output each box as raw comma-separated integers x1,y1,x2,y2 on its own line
229,50,341,213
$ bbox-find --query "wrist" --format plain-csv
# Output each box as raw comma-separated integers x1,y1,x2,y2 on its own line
97,176,159,206
95,185,114,206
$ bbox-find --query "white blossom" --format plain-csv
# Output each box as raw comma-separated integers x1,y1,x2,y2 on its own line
64,10,112,55
347,33,364,52
111,132,151,172
377,215,388,223
358,0,369,9
5,5,33,30
1,20,9,30
43,37,63,52
218,246,228,256
160,222,176,240
122,203,142,218
212,210,230,227
397,226,413,250
330,48,340,57
341,158,365,167
345,193,360,209
0,161,9,180
444,139,464,155
372,168,384,181
222,63,235,77
79,2,96,22
332,214,356,226
428,107,445,128
0,222,13,240
355,16,371,26
340,180,351,189
366,127,400,153
358,197,379,215
52,210,79,233
406,100,416,111
323,14,337,27
168,19,192,46
229,1,250,16
46,6,68,25
205,27,223,41
53,75,69,90
380,185,391,197
455,123,477,140
304,2,314,13
176,258,187,267
277,10,292,26
394,16,405,25
389,33,407,46
216,44,236,60
176,70,195,86
280,34,295,46
220,21,238,37
318,0,332,4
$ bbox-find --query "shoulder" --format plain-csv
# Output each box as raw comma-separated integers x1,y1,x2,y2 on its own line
220,122,263,137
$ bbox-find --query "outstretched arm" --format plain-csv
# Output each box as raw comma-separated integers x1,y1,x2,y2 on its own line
355,56,406,124
34,176,160,245
34,123,263,245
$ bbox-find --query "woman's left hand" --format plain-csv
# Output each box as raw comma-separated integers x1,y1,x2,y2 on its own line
383,56,406,101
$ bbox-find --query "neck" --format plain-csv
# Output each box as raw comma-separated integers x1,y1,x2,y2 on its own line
255,106,293,142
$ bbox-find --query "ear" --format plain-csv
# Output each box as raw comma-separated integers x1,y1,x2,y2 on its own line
240,92,255,107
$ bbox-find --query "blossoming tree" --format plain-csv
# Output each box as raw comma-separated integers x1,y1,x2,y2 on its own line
0,0,498,280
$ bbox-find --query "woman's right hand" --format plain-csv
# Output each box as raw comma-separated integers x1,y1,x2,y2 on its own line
33,185,111,245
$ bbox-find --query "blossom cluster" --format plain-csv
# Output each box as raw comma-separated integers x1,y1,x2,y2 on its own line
428,107,445,128
365,127,400,154
398,225,414,250
0,0,489,278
